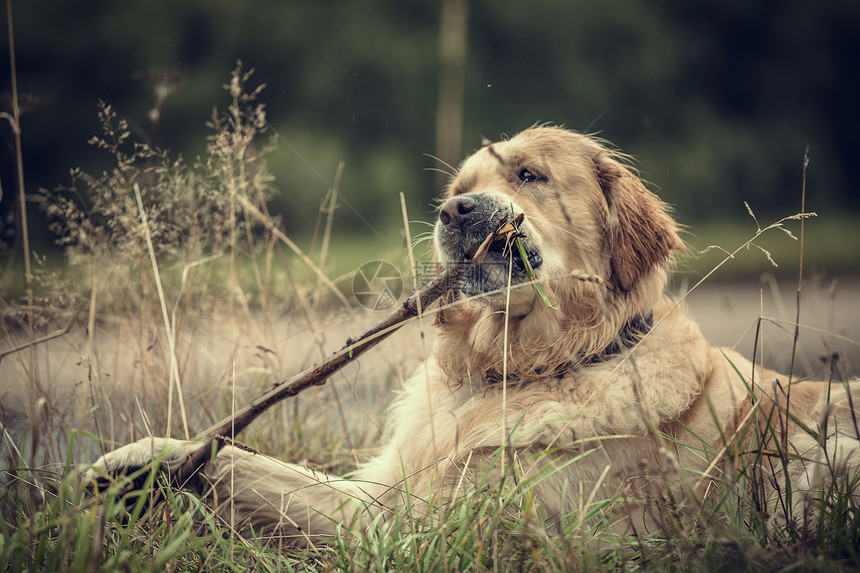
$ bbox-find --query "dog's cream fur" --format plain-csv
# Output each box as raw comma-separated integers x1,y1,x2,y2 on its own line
89,126,859,546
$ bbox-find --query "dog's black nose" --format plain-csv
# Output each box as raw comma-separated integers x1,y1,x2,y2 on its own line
439,196,476,228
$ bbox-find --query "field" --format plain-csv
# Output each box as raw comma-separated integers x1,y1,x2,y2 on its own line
3,252,859,572
2,71,859,571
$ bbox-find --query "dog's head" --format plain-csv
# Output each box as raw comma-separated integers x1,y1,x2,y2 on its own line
433,126,684,382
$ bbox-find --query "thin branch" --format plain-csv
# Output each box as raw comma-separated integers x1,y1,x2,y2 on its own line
170,263,466,486
161,213,529,488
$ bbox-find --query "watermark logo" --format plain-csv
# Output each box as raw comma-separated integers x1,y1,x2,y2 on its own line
352,260,519,311
352,260,404,310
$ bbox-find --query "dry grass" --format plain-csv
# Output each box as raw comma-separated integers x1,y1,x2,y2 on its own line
1,65,859,571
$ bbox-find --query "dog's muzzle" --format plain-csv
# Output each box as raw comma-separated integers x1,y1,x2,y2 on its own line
434,194,543,296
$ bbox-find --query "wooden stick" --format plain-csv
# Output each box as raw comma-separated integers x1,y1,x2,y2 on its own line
162,211,525,488
170,263,465,485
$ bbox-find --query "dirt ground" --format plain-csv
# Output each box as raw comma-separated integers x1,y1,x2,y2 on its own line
680,275,859,379
1,275,857,466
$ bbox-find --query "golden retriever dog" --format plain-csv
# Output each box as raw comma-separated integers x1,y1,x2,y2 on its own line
88,126,859,547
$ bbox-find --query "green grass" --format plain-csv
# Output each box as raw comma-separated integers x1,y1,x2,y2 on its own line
3,418,858,572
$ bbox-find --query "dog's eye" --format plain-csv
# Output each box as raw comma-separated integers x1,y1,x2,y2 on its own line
517,168,542,183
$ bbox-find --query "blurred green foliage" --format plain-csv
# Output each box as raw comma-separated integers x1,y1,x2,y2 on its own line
1,0,858,252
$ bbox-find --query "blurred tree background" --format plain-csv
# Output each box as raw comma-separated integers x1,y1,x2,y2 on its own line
2,0,858,266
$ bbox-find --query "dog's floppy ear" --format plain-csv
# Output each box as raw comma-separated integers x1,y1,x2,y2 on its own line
595,154,684,292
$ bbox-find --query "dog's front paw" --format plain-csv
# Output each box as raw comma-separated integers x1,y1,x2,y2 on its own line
84,437,199,490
